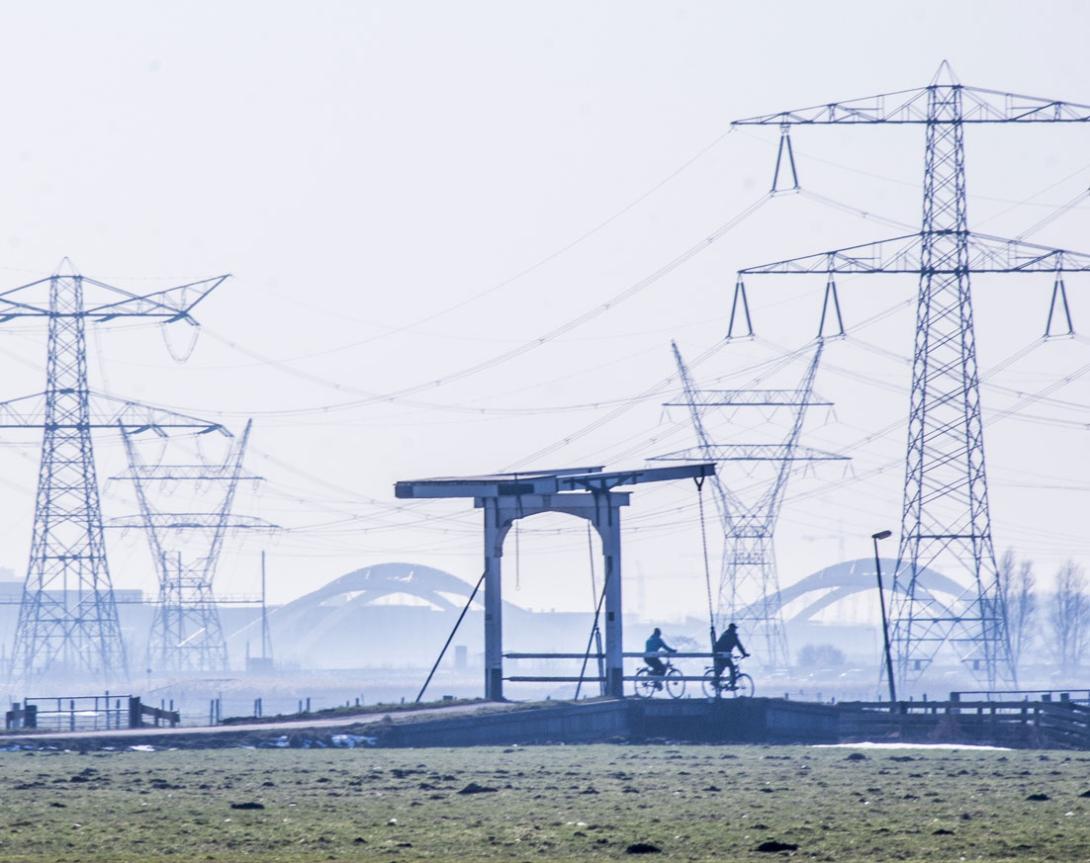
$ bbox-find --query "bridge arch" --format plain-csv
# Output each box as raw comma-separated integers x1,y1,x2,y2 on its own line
741,558,965,624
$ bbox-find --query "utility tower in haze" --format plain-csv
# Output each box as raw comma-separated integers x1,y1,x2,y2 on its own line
656,340,846,670
733,63,1090,688
116,419,273,673
0,262,229,685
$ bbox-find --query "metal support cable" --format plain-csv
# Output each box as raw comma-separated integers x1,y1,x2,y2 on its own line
695,477,717,648
415,569,486,704
574,558,609,700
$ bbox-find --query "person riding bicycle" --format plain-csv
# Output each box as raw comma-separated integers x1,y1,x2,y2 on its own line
644,627,677,690
713,623,749,687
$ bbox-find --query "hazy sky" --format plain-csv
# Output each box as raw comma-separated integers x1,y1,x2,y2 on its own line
0,1,1088,626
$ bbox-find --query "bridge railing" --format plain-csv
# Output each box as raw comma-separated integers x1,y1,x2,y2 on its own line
838,698,1090,748
949,688,1090,705
503,651,733,683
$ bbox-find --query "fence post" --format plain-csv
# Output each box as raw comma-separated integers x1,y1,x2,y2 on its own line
129,697,142,729
69,699,75,732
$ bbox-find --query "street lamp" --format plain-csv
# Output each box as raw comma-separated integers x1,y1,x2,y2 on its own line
871,530,897,705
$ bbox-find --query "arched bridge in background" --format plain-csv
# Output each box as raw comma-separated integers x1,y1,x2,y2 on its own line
746,558,965,624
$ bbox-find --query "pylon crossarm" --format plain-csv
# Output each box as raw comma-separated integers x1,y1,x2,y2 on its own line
108,514,276,530
739,231,1090,276
0,391,226,433
650,443,848,461
114,465,265,481
0,274,230,322
83,274,230,321
733,84,1090,126
663,389,833,407
100,395,227,434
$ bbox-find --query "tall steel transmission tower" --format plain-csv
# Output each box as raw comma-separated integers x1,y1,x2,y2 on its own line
116,419,270,674
733,63,1090,688
654,339,846,669
1,263,229,685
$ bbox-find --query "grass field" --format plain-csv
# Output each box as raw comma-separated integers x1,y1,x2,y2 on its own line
0,744,1088,861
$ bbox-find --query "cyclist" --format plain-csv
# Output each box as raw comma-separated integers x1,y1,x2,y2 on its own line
713,623,749,688
644,627,677,690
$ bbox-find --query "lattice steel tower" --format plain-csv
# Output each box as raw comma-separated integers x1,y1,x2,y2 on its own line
733,63,1090,688
3,263,229,684
655,340,846,669
117,420,270,673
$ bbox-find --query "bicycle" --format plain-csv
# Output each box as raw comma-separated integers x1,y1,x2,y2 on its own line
634,658,685,699
701,653,755,698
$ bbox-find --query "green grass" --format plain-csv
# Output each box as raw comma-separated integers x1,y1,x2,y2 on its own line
0,744,1088,861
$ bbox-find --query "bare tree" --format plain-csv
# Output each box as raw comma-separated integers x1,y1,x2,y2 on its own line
998,548,1036,674
1049,561,1090,676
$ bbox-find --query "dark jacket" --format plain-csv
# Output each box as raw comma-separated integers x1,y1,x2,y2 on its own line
715,629,746,656
645,633,673,654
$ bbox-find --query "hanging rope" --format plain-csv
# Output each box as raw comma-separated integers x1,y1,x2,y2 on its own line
514,521,521,590
695,477,718,649
415,570,486,704
575,523,606,699
514,480,524,590
575,567,609,700
586,522,599,600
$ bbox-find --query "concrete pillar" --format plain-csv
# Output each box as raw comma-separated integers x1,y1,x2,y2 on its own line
483,499,506,701
599,498,624,698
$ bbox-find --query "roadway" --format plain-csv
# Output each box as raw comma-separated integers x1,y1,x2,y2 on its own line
0,700,521,743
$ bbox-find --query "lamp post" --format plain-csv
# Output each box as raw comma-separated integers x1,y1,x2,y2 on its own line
872,530,897,705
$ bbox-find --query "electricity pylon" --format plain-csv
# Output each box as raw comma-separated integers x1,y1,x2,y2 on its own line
733,63,1090,688
115,419,273,673
654,339,846,669
2,262,229,685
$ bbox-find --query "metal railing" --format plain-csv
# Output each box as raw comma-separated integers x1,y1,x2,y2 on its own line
5,694,181,732
839,698,1090,749
503,651,731,683
16,694,131,732
950,688,1090,704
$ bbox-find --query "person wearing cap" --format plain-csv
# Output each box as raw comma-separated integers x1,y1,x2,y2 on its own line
713,623,749,687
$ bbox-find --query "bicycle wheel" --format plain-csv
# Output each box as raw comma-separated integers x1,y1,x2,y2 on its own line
633,667,656,699
665,666,685,699
732,673,755,698
701,667,722,699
